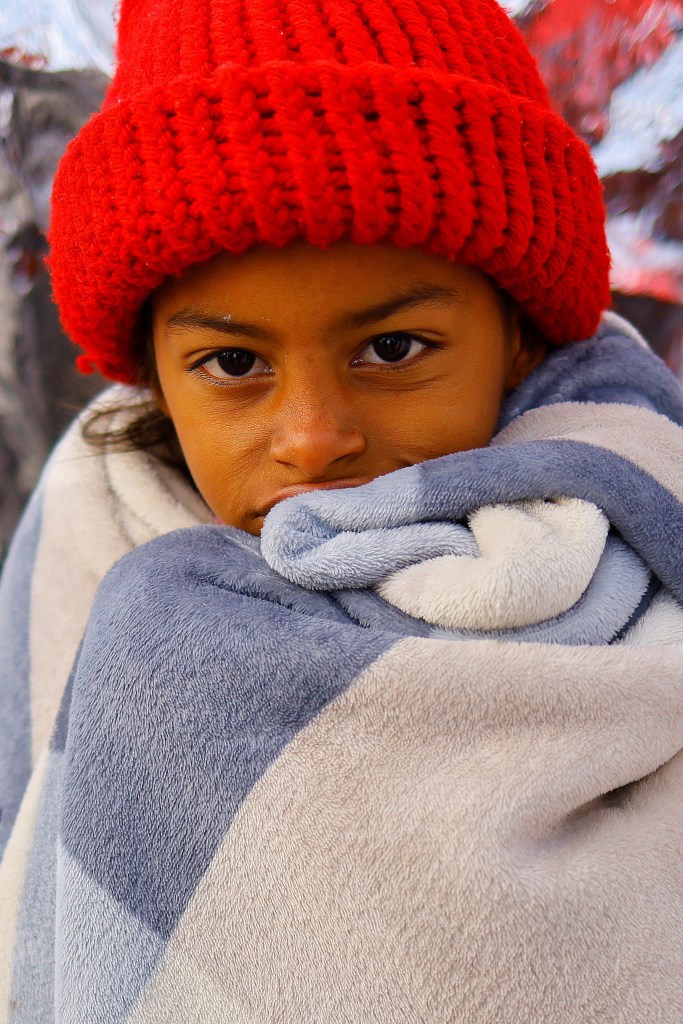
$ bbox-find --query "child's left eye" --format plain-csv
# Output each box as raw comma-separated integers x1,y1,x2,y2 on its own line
353,334,430,366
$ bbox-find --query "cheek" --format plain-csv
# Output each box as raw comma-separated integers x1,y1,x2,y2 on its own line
416,401,500,453
168,403,268,515
361,386,501,464
401,361,506,454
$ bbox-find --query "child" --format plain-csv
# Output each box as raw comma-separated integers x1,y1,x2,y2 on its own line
1,0,682,1020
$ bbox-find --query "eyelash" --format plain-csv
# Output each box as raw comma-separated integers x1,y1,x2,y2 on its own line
187,332,442,385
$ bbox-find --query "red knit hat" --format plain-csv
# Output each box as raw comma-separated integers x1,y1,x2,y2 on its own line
49,0,610,384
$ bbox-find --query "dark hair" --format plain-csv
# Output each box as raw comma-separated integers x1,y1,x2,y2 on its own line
80,298,192,481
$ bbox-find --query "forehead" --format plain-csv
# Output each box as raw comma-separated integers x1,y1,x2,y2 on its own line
152,240,495,328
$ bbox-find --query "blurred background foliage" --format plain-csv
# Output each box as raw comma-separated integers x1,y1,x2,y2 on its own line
0,0,681,557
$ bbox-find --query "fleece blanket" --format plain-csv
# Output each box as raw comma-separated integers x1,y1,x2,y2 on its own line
1,313,683,1023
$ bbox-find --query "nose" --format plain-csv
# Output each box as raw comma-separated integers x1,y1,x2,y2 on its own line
269,391,366,479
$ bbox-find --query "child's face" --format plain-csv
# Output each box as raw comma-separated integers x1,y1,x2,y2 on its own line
151,240,537,535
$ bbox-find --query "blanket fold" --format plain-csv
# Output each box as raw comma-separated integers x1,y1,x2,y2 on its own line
1,313,683,1023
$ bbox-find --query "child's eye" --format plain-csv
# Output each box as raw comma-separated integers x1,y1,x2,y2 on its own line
353,333,431,366
197,348,271,380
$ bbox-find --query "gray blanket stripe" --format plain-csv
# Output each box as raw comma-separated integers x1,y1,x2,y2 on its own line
497,325,683,430
0,487,43,855
59,528,395,938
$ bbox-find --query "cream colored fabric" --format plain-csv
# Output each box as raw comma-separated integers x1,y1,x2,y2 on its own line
129,638,683,1023
378,497,610,629
27,389,211,766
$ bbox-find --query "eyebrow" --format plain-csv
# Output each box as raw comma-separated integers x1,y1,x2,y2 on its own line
165,283,462,340
331,283,462,331
166,309,273,341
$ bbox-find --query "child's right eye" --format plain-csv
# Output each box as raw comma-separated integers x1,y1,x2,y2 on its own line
197,348,271,380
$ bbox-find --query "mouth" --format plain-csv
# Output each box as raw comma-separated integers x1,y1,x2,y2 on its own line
256,478,371,518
